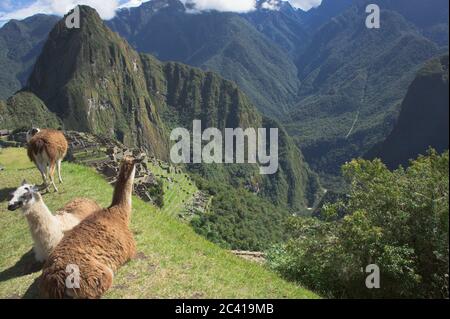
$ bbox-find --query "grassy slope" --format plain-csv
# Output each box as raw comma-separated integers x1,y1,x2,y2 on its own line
0,148,317,299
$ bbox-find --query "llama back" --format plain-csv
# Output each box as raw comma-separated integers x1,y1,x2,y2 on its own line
56,198,102,231
28,129,68,161
40,253,114,299
27,138,46,162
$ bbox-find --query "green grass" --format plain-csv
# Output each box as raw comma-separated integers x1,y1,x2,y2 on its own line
0,148,318,299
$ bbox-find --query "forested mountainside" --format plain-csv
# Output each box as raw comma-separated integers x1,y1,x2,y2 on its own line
286,0,446,178
0,91,60,129
0,14,58,100
107,0,300,119
368,54,449,169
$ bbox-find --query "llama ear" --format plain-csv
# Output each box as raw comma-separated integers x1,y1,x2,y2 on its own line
31,185,40,193
21,179,28,186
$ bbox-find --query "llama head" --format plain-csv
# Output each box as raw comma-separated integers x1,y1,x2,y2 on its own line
26,128,41,143
118,156,141,181
8,180,41,211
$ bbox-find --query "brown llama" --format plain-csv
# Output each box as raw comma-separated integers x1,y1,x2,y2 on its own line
39,157,139,299
27,128,68,192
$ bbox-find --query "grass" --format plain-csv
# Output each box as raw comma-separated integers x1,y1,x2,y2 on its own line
0,147,318,299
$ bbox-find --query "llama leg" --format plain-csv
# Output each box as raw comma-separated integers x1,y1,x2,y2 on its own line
57,159,63,184
49,163,58,192
38,163,49,191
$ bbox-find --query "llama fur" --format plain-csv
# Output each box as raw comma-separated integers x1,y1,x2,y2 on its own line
27,128,68,192
8,182,101,262
39,157,138,299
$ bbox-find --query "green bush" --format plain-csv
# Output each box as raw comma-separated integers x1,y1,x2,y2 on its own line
267,150,449,298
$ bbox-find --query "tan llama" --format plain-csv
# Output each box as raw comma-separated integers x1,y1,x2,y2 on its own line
39,157,139,299
27,128,68,192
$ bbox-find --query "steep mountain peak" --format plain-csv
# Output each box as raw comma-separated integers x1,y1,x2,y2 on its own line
26,5,169,158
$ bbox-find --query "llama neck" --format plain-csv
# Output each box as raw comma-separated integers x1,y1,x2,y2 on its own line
110,165,135,211
23,199,63,246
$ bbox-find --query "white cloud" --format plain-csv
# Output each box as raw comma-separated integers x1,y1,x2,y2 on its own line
183,0,323,13
182,0,256,13
261,0,281,11
118,0,146,9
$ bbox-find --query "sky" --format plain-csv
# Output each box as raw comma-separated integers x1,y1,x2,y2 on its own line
0,0,323,25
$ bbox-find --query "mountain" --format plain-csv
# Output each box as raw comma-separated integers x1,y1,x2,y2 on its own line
0,14,58,100
286,0,444,179
242,0,309,57
107,0,300,118
2,6,319,215
368,54,449,169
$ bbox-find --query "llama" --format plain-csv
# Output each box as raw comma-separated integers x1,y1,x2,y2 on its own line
27,128,68,192
39,157,139,299
7,181,101,262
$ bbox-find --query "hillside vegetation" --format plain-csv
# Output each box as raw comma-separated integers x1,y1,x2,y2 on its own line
268,150,449,298
0,148,318,299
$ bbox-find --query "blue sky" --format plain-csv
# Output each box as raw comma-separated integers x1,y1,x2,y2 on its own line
0,0,323,26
